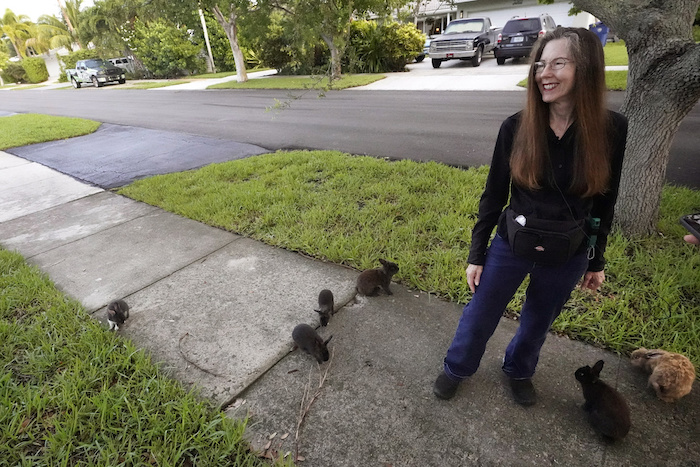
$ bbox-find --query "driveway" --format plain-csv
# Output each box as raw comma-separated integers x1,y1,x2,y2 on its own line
353,55,531,91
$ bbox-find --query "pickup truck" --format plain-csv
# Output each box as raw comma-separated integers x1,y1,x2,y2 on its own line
66,59,126,88
428,17,501,68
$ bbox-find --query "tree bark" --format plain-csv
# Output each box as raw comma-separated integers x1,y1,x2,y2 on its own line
573,0,700,236
321,33,342,80
213,4,248,83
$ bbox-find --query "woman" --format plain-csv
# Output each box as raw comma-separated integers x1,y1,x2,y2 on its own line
434,27,627,406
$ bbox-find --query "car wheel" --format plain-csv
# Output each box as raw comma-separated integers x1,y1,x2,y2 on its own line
415,54,425,63
91,76,102,87
118,78,126,84
71,78,81,89
431,58,442,69
496,57,506,65
471,46,483,67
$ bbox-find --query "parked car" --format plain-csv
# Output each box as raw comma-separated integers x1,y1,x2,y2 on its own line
494,14,557,65
428,17,501,68
66,59,126,88
416,38,431,63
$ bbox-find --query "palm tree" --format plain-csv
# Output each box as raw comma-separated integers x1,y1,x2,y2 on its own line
25,15,76,55
1,9,33,58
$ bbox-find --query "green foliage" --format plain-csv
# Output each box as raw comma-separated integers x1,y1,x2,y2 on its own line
345,20,424,73
1,61,26,83
58,49,101,82
694,25,700,42
129,18,205,79
21,57,48,83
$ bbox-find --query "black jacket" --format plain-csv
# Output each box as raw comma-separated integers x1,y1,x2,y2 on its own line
468,110,628,272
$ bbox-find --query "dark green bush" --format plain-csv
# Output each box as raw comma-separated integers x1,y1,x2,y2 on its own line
345,20,425,73
1,62,27,83
129,18,204,78
22,57,49,83
58,49,101,82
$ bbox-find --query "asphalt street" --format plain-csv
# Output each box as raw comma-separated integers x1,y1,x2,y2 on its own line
0,59,697,188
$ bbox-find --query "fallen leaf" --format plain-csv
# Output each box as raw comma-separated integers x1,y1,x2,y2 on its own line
269,432,277,440
296,455,306,462
281,432,289,440
284,451,291,458
18,418,31,433
264,440,272,450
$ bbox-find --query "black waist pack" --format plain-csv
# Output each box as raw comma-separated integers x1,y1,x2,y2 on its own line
504,207,587,266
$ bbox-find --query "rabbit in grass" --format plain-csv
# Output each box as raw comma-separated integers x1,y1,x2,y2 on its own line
574,360,631,441
107,299,129,331
292,324,332,364
630,348,695,402
356,259,399,296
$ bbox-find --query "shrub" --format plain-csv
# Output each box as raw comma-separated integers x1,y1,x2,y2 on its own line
1,62,27,83
129,18,205,78
693,25,700,43
345,20,424,73
22,57,49,83
58,49,101,82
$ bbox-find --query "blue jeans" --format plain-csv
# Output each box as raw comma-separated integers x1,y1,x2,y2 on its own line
444,234,588,380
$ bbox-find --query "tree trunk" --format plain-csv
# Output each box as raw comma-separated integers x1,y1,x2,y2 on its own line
213,4,248,83
321,33,342,81
573,0,700,236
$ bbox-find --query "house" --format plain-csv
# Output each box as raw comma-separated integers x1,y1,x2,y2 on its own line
413,0,596,36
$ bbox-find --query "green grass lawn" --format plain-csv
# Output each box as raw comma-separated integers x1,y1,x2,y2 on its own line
0,249,288,466
603,40,629,66
208,74,385,90
0,113,101,150
118,150,700,369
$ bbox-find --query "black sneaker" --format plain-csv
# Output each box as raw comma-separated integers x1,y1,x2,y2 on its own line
433,371,460,400
509,378,536,406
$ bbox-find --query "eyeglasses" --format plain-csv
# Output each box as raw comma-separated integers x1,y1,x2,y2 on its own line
533,58,573,74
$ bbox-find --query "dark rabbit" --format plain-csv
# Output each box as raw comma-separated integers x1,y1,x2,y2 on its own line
356,259,399,296
292,324,333,364
574,360,631,441
315,289,334,327
106,299,129,331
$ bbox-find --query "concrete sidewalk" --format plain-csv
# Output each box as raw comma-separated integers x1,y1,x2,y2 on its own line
0,147,697,466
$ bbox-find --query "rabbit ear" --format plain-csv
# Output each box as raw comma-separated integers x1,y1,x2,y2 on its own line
324,335,333,345
314,309,321,314
646,351,664,359
379,258,387,265
592,360,604,376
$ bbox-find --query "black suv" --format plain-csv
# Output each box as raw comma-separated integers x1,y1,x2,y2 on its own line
495,15,557,65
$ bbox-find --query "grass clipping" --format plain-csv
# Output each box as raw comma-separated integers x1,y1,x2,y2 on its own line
119,150,700,368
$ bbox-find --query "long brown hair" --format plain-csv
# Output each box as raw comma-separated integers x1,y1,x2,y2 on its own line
510,27,611,197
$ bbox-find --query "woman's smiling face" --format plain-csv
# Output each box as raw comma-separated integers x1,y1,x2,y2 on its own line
535,38,576,106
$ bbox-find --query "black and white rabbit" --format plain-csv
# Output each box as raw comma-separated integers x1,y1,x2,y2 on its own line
292,324,333,364
356,259,399,296
315,289,334,326
106,299,129,331
574,360,631,441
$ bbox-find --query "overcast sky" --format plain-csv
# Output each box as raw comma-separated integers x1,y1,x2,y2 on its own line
2,0,95,23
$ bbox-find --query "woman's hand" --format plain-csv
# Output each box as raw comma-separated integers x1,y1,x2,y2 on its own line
580,270,604,291
466,264,484,294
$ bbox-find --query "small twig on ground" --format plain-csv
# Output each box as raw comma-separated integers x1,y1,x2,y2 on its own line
295,350,333,461
178,332,228,378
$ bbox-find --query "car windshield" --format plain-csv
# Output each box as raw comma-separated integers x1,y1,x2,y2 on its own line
503,19,540,34
84,59,111,68
444,20,484,34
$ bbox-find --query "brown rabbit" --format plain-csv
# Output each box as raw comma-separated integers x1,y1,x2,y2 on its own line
356,259,399,296
630,348,695,402
315,289,334,327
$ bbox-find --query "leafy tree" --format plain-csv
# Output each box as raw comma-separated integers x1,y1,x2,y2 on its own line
0,9,32,58
540,1,700,236
25,15,76,55
22,56,49,82
129,17,205,78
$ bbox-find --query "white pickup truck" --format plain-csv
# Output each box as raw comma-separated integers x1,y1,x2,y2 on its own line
66,59,126,88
